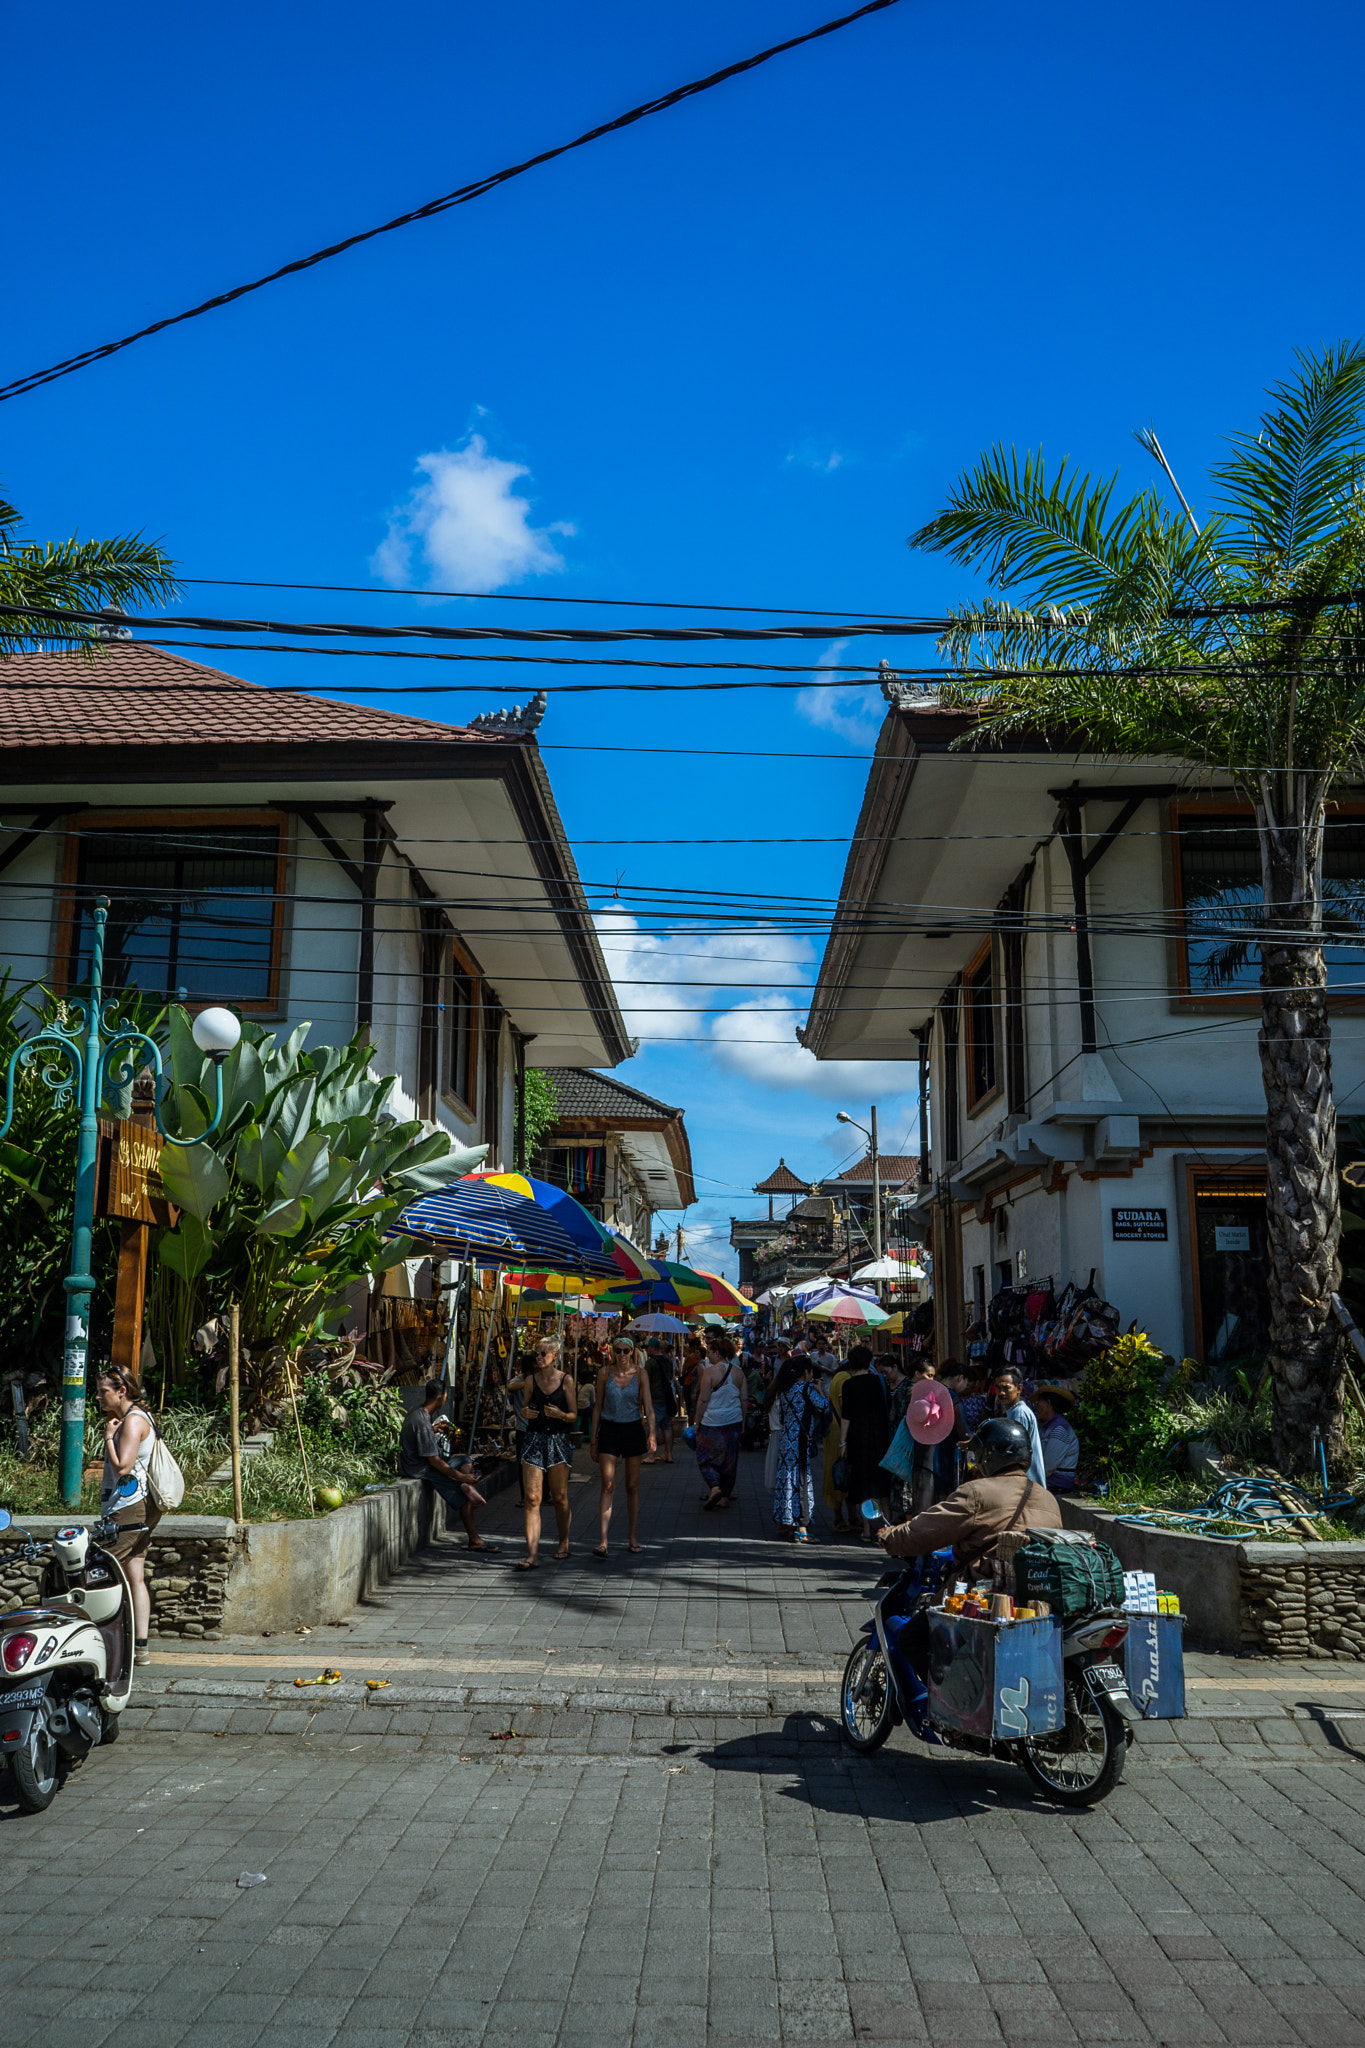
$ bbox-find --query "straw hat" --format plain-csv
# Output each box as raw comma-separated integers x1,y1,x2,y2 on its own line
1034,1383,1076,1410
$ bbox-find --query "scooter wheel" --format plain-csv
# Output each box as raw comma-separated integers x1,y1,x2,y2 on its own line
99,1708,121,1745
1020,1684,1126,1807
10,1708,63,1813
840,1637,896,1752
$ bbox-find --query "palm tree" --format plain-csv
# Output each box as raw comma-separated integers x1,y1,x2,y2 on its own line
908,342,1365,1474
0,492,177,655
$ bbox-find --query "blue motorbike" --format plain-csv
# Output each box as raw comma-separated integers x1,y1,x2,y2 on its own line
839,1550,1137,1808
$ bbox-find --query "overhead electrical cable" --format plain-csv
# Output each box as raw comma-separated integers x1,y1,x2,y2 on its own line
178,576,930,621
0,0,903,404
0,601,939,643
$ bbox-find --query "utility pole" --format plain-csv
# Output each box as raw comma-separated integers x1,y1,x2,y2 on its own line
870,1104,881,1264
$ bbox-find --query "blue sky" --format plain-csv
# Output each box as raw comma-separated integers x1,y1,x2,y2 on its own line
7,0,1365,1274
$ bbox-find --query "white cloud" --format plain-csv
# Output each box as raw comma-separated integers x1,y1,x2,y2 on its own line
710,996,918,1101
595,912,813,1044
373,435,575,591
785,441,847,472
796,638,885,747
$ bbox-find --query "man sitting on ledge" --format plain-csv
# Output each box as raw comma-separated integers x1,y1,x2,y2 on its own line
399,1380,490,1552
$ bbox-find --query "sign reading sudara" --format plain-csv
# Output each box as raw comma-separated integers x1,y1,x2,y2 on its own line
1111,1207,1167,1242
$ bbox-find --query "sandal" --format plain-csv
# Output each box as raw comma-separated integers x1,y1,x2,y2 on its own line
793,1529,809,1543
593,1544,609,1558
514,1557,538,1571
628,1544,643,1555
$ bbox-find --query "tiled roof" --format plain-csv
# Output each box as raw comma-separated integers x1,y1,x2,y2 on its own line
831,1155,920,1187
753,1159,808,1193
0,643,491,748
537,1067,683,1122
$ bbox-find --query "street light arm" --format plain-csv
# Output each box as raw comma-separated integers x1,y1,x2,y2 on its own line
0,1025,85,1144
102,1029,228,1147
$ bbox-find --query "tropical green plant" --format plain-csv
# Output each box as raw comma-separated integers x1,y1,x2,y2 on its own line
521,1068,559,1164
0,492,178,655
1071,1330,1182,1472
148,1009,482,1401
909,342,1365,1475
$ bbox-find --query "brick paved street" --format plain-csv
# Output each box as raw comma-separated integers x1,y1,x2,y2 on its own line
5,1449,1365,2048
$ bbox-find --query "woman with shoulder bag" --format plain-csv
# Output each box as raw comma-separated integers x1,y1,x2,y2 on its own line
694,1332,746,1511
94,1366,171,1662
591,1338,656,1557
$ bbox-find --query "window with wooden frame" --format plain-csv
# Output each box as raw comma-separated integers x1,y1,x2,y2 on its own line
56,811,287,1011
1171,799,1365,1004
963,941,999,1111
443,942,480,1113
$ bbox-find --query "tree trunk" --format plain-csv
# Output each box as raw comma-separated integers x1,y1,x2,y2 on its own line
1257,790,1346,1476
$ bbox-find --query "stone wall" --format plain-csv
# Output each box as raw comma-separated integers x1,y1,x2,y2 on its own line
1,1516,239,1640
1061,1499,1365,1658
1238,1541,1365,1659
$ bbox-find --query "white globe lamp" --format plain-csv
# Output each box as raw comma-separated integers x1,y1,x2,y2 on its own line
192,1007,242,1066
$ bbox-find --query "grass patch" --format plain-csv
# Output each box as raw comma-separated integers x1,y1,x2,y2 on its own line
0,1400,398,1522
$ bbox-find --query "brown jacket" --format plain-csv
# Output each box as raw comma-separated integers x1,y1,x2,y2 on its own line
880,1469,1061,1573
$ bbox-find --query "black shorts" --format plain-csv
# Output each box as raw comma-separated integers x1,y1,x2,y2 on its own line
596,1417,648,1459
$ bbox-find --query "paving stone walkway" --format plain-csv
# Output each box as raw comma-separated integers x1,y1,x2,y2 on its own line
6,1446,1365,2047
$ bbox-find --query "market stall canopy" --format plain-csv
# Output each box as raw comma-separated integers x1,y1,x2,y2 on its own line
853,1256,926,1282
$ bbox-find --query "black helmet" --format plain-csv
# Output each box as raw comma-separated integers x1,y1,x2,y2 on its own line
968,1417,1033,1477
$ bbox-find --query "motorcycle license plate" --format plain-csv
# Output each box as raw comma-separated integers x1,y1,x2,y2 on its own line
1084,1663,1127,1694
0,1687,44,1711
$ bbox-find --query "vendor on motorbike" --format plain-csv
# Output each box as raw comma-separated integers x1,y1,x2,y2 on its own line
873,1418,1063,1740
877,1416,1062,1576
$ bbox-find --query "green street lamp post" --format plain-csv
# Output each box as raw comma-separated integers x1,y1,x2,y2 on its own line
0,897,241,1505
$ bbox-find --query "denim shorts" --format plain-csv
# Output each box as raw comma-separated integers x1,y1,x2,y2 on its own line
520,1428,574,1471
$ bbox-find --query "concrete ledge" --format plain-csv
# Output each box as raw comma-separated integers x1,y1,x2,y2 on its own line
1061,1499,1365,1658
223,1480,435,1634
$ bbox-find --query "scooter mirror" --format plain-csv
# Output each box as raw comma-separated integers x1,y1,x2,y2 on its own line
0,1508,11,1531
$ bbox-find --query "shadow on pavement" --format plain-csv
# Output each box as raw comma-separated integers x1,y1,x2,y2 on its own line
695,1709,1052,1824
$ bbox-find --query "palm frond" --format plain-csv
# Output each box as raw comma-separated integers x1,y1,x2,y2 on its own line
1212,340,1365,576
0,517,179,658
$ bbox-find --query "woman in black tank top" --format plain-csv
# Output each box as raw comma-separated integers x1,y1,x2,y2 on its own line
509,1337,577,1569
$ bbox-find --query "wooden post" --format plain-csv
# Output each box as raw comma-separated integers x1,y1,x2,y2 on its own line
228,1304,243,1524
109,1222,149,1386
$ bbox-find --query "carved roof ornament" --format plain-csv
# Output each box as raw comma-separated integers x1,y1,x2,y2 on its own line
468,688,549,736
878,657,916,709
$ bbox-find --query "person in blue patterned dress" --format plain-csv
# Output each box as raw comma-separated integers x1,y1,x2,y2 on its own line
767,1354,831,1543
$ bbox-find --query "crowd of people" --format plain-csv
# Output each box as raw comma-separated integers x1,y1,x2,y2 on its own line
396,1322,1083,1566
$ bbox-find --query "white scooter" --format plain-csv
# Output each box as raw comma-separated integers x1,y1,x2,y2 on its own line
0,1506,135,1813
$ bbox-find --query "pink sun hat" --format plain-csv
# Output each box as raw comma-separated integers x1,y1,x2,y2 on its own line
907,1382,956,1445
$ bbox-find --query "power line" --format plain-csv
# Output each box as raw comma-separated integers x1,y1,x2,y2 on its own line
0,0,904,404
178,576,928,622
0,602,937,643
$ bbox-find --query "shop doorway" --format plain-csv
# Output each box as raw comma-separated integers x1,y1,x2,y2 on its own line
1186,1169,1270,1365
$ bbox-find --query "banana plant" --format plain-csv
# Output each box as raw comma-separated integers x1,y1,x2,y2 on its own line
150,1010,485,1378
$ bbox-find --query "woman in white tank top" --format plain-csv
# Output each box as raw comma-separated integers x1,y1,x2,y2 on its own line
95,1365,161,1659
695,1333,747,1510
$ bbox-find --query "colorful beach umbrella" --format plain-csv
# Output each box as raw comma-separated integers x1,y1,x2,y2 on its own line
688,1269,751,1314
395,1177,619,1274
804,1290,890,1326
465,1170,616,1268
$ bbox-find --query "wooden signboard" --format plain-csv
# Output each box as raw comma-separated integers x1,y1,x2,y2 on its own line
96,1116,179,1387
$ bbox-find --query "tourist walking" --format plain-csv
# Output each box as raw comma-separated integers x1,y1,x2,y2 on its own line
694,1331,746,1510
838,1345,893,1543
822,1355,854,1533
590,1338,656,1556
766,1353,831,1542
510,1337,578,1569
642,1338,677,1463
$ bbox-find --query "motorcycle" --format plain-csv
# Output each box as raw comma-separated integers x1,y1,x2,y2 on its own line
839,1549,1138,1807
0,1506,136,1813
